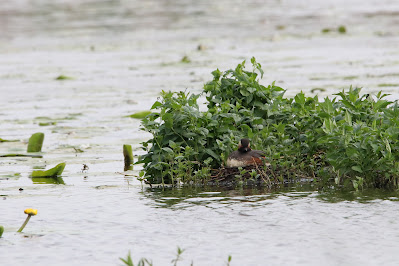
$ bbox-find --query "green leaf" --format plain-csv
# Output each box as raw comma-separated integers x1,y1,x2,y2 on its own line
346,147,359,158
240,88,250,96
162,147,173,154
352,166,363,173
205,149,219,159
31,163,66,178
151,101,162,109
374,99,391,110
128,111,151,119
294,92,305,105
345,110,352,124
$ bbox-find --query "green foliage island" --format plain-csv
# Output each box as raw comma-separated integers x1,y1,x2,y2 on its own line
137,58,399,190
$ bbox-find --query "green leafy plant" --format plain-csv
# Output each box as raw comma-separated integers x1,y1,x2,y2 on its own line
138,58,399,189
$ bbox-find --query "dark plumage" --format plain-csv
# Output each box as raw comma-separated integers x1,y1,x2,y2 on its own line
226,139,265,168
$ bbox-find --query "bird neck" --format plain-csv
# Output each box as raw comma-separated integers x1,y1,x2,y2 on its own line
238,146,252,153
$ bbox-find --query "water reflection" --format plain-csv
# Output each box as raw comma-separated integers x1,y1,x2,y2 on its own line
31,176,65,184
142,184,399,208
141,183,317,208
317,188,399,203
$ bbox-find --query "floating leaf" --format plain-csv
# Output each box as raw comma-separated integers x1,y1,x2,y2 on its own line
0,154,42,158
55,75,74,80
0,138,18,142
31,163,66,178
338,26,346,33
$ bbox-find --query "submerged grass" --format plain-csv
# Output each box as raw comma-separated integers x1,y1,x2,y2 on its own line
137,58,399,190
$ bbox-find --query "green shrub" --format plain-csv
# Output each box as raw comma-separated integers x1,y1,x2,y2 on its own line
138,58,399,189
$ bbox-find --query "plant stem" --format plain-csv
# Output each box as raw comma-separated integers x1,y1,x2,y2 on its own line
17,215,31,232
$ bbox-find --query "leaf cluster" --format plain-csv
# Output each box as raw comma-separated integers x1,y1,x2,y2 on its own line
138,58,399,189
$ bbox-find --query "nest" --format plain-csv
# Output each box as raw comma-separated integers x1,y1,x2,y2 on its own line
209,163,301,188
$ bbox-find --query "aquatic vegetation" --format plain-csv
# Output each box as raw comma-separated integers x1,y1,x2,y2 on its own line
171,247,184,266
180,55,190,63
120,248,231,266
138,58,399,189
0,172,21,180
31,163,66,178
378,83,399,87
338,25,347,33
27,132,44,152
0,138,18,142
17,208,38,233
55,75,74,80
123,144,134,171
0,154,42,158
73,147,84,153
322,26,347,34
128,111,152,119
120,251,153,266
39,122,57,126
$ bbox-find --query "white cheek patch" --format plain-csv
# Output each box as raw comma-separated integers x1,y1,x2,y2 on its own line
226,158,247,168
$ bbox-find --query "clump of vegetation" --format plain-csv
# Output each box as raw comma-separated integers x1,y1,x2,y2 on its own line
120,247,231,266
138,58,399,189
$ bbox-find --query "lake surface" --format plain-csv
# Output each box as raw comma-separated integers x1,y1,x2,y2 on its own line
1,0,399,265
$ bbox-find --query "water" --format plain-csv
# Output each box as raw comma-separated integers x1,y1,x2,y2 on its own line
1,0,399,265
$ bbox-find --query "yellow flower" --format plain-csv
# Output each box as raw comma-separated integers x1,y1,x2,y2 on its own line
24,208,38,216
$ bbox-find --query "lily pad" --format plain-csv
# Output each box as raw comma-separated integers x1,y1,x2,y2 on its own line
39,122,57,126
31,163,66,178
0,154,42,158
0,138,18,142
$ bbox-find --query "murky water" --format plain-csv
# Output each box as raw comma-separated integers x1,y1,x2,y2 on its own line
1,0,399,265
